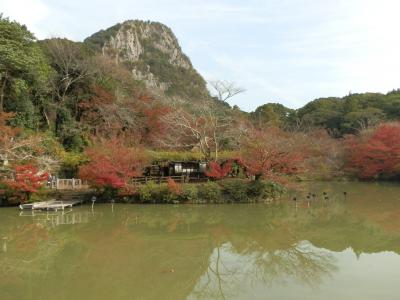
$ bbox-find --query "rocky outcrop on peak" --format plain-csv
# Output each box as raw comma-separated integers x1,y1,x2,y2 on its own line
84,20,209,100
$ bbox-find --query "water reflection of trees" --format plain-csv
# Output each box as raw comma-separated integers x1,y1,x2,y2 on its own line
0,211,94,300
250,241,336,287
2,186,400,299
191,240,336,299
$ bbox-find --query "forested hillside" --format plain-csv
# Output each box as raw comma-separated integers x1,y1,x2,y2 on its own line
1,15,400,202
250,92,400,135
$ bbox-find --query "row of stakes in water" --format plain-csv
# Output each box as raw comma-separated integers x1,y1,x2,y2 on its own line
292,191,348,203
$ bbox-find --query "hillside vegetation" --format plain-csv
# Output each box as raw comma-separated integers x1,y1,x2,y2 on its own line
1,15,400,203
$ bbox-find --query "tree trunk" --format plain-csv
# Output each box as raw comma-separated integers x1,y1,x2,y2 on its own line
206,148,211,162
0,72,7,112
43,109,50,127
25,192,31,203
213,130,219,162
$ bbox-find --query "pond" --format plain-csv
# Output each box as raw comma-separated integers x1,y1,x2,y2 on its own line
1,181,400,300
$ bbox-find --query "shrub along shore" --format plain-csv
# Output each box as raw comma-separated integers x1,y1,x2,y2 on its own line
0,179,285,207
130,179,285,204
89,179,284,205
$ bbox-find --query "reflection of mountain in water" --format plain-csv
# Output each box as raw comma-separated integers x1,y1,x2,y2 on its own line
1,182,400,299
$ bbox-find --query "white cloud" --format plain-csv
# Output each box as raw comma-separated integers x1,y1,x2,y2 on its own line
0,0,50,38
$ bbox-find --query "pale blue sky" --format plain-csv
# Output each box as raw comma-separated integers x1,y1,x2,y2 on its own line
1,0,400,111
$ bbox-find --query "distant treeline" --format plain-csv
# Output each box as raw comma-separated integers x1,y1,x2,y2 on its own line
250,92,400,136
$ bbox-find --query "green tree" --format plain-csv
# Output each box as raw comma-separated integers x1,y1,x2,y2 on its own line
251,103,293,127
342,108,385,132
40,38,94,148
0,15,51,128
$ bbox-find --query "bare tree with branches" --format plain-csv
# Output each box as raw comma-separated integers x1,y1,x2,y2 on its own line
159,101,231,161
0,113,59,173
43,38,93,103
209,80,245,102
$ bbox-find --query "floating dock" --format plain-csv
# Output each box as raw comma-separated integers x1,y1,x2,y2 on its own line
19,200,83,211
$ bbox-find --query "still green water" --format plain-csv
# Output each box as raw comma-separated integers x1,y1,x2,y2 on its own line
1,182,400,300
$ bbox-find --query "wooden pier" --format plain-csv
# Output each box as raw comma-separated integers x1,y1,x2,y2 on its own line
19,199,83,211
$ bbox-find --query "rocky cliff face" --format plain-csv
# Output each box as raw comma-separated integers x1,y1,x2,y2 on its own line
84,20,209,100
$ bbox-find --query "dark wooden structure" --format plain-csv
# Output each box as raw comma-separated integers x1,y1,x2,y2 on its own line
144,161,207,178
131,175,209,185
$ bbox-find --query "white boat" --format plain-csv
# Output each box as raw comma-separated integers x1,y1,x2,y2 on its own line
19,200,53,210
19,200,72,211
19,198,84,211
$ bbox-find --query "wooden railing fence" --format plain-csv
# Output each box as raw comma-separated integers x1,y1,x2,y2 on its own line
48,176,209,190
48,179,90,190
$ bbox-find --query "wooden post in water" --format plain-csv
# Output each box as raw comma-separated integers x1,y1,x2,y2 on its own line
91,196,96,211
2,237,6,253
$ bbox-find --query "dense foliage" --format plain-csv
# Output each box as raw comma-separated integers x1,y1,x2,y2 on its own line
1,16,400,202
0,15,51,129
251,93,400,136
2,165,48,202
345,123,400,179
79,139,148,190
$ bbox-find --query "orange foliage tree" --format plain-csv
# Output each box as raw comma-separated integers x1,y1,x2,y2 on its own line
0,112,21,165
78,85,171,146
0,112,51,171
294,129,345,179
4,165,48,202
205,161,232,179
167,177,182,195
346,122,400,179
79,138,148,191
78,85,147,140
240,128,306,182
140,98,171,145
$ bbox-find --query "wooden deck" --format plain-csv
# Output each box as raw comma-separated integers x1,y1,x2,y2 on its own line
19,199,84,211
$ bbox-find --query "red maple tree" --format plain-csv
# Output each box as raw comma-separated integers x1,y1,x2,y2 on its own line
240,128,306,182
140,99,171,145
346,122,400,179
79,138,147,189
0,112,20,164
5,165,48,202
205,161,232,179
167,177,182,195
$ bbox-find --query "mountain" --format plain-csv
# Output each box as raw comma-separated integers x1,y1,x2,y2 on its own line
84,20,210,101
